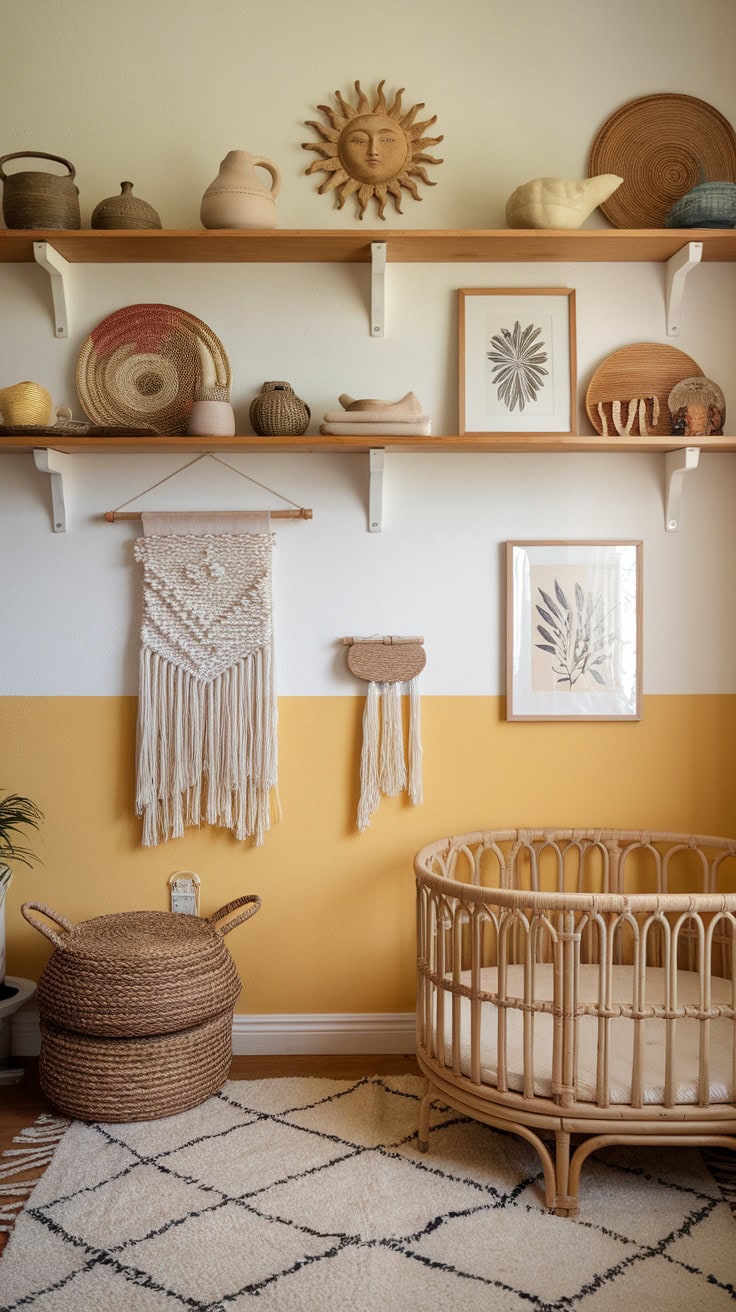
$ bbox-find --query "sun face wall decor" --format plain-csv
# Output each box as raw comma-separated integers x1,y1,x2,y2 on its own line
302,80,444,220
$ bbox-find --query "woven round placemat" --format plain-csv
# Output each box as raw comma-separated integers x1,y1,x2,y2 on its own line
39,1009,233,1122
588,93,736,228
586,342,703,437
76,303,232,435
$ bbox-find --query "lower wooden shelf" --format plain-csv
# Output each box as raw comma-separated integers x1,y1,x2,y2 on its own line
2,433,735,454
5,433,729,535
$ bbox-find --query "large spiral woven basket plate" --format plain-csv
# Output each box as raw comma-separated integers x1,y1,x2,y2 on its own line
76,303,231,434
589,93,736,228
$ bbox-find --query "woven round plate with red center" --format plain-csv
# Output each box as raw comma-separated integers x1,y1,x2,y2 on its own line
76,303,231,434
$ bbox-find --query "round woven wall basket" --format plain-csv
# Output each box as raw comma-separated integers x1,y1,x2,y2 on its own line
588,93,736,228
76,303,232,435
23,897,260,1037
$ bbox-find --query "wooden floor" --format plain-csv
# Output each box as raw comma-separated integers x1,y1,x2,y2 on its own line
0,1054,420,1255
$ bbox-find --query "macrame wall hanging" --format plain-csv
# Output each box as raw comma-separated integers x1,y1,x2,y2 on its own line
110,455,312,849
343,635,425,831
134,510,278,847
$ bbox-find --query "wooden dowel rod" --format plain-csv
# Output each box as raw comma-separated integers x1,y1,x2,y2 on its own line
341,634,424,644
104,508,312,521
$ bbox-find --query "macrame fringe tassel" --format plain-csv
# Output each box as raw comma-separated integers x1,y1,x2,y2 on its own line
379,681,407,797
357,680,381,832
136,643,278,847
357,678,423,831
408,675,423,805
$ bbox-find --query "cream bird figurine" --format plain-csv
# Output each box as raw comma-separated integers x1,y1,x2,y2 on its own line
505,174,623,229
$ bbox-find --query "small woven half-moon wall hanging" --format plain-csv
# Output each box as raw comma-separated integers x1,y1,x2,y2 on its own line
343,635,425,831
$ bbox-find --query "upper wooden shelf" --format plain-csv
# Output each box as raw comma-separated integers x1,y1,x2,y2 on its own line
2,227,736,264
3,434,736,455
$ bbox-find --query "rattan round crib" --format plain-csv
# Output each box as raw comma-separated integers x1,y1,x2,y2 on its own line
414,828,736,1217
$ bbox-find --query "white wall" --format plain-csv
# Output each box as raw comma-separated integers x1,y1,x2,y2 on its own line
1,0,735,698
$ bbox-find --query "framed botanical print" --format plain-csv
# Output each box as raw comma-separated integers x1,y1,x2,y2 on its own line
506,540,642,721
459,288,576,436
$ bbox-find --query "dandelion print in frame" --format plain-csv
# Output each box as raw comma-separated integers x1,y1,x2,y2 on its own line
506,540,642,720
459,289,576,436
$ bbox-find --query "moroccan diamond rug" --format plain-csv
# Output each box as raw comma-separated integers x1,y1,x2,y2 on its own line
1,1075,735,1310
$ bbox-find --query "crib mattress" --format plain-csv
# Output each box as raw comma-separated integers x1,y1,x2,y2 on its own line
438,965,734,1105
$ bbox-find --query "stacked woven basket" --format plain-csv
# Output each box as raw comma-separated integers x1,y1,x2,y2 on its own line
22,896,260,1122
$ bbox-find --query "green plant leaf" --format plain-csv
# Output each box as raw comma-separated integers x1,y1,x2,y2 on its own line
0,792,43,868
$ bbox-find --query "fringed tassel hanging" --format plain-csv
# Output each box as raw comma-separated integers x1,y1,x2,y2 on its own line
136,646,278,847
408,674,423,805
358,681,381,832
134,516,278,847
344,635,426,832
379,680,407,797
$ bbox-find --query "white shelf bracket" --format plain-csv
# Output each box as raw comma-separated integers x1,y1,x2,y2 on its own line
665,240,702,337
33,240,71,338
33,447,71,532
665,445,699,532
369,447,385,532
370,241,386,337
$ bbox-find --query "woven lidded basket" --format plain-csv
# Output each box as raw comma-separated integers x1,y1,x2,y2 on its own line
22,896,260,1037
39,1009,234,1122
249,381,311,437
666,181,736,228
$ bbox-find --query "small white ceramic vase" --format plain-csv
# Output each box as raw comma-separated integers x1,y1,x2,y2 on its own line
187,400,236,436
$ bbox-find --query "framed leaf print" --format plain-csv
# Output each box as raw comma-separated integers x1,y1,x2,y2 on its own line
459,288,576,435
506,540,642,721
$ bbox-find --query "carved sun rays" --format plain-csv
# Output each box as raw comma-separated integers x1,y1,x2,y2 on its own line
302,80,444,220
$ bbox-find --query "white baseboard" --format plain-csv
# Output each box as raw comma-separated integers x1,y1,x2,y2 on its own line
11,1003,416,1058
231,1012,416,1055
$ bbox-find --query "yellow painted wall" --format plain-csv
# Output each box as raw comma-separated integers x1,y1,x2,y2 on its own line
3,695,735,1013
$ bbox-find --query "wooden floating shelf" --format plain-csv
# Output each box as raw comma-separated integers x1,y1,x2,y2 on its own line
2,227,736,264
3,434,736,455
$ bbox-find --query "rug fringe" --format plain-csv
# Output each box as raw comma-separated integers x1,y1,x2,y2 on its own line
0,1113,69,1233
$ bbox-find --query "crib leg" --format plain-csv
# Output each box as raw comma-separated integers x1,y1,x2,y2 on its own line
418,1081,434,1152
553,1130,579,1218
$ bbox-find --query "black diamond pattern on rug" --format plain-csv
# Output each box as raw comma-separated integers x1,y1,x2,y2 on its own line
1,1075,734,1311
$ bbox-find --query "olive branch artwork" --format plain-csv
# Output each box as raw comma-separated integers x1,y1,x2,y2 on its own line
535,579,615,689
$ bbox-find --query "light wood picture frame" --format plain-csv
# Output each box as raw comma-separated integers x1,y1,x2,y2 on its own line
459,288,576,436
506,540,642,721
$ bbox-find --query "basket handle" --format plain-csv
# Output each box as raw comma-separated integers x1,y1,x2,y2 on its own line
208,894,261,936
21,901,75,949
0,151,76,182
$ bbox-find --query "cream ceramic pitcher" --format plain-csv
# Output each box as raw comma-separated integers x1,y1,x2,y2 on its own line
0,381,71,426
200,150,282,229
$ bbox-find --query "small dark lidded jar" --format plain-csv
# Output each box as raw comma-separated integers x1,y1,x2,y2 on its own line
250,381,311,436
